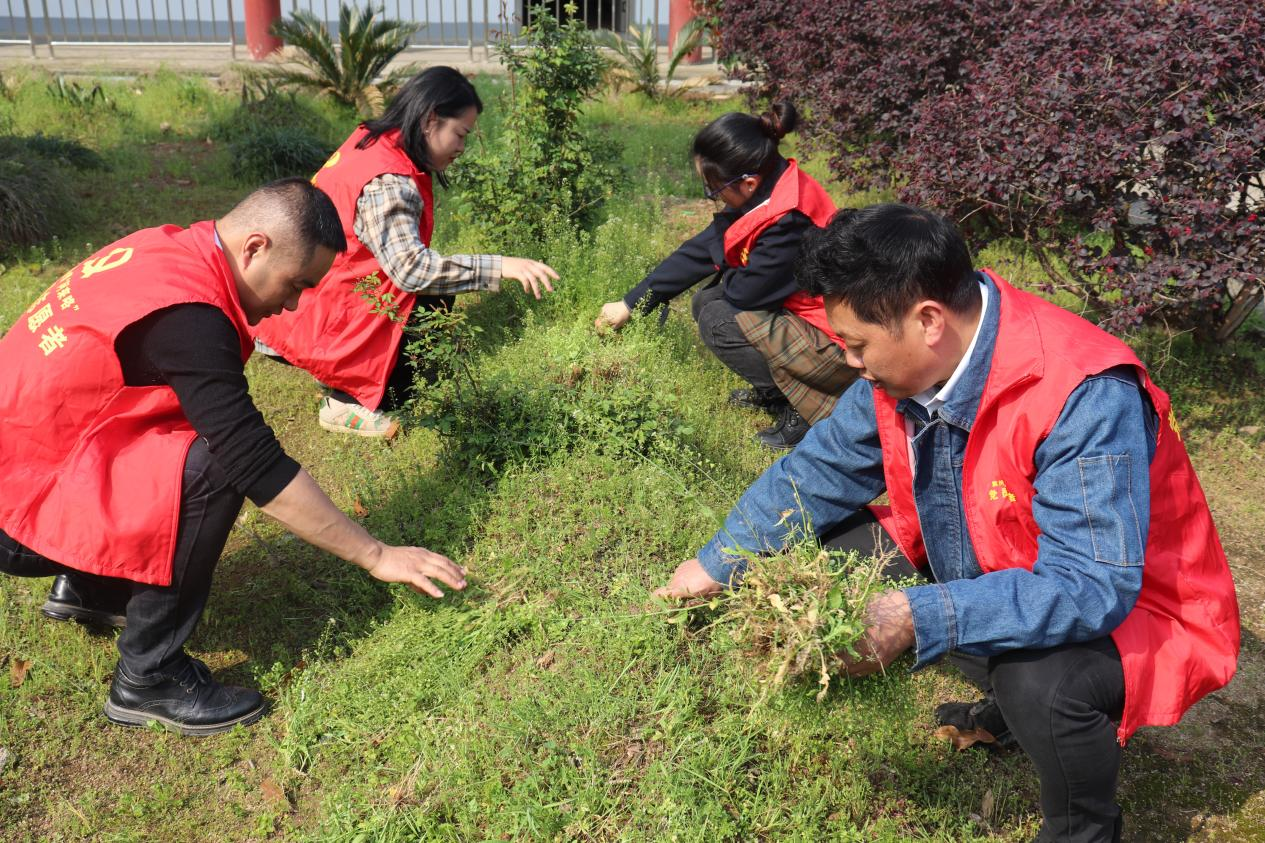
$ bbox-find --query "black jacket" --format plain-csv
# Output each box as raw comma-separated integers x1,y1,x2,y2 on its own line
621,158,814,314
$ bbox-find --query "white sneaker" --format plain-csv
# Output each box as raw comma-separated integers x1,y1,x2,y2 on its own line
318,395,400,439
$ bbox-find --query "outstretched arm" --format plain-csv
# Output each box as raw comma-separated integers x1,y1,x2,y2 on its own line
656,380,887,598
261,470,467,598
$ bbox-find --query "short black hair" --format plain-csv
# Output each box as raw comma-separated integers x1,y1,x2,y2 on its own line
795,203,977,328
358,66,483,189
230,177,347,261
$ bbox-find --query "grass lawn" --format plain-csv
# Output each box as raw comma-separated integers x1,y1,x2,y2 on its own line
0,68,1263,841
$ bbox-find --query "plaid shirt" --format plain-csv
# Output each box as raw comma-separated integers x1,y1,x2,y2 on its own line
354,174,502,295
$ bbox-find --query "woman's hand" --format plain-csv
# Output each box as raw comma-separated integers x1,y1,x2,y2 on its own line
594,300,632,331
502,257,559,299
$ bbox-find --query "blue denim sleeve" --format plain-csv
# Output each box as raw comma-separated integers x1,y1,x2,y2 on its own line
903,367,1155,666
698,379,888,586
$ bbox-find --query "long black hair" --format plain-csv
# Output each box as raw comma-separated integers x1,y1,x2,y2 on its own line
358,66,483,188
692,101,798,190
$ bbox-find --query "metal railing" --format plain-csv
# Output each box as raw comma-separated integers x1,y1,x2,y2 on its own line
2,0,238,57
1,0,692,62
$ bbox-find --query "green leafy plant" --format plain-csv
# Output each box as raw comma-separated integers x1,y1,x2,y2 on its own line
208,76,332,144
228,124,333,183
45,75,118,112
455,4,622,247
398,300,694,476
600,18,708,100
0,134,106,251
268,3,420,114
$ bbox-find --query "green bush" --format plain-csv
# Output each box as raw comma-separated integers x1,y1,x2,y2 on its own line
454,3,623,250
227,124,333,184
0,134,105,251
402,307,694,476
207,78,333,144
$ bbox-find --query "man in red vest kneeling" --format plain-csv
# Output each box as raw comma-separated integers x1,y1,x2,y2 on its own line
655,204,1240,841
0,179,466,735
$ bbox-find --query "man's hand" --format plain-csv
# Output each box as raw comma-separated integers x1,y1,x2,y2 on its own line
594,300,631,332
361,543,467,598
653,557,724,599
502,257,559,299
839,589,916,676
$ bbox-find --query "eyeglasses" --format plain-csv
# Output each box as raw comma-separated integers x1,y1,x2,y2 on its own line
704,172,756,200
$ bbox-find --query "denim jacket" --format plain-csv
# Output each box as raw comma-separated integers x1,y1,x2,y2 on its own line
698,273,1157,668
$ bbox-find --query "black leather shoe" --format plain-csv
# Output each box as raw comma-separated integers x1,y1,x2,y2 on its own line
41,574,129,629
728,388,785,411
104,658,268,736
756,404,810,450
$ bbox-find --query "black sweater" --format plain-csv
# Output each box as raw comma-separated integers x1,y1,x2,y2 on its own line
621,158,815,314
114,304,300,506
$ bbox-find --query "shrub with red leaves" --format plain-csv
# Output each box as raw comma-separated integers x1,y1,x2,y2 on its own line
717,0,1014,189
901,0,1265,340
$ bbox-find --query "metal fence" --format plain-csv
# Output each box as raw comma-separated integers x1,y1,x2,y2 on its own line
1,0,683,60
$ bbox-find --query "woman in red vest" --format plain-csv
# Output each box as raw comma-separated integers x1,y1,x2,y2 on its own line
594,103,855,450
253,67,558,438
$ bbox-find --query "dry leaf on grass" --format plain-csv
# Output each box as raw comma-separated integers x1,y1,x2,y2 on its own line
9,657,31,688
934,724,997,751
260,778,289,808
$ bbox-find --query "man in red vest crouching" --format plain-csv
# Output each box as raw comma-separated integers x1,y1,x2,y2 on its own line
655,204,1240,841
0,179,466,735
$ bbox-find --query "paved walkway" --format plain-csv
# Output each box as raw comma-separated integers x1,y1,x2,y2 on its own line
0,42,728,83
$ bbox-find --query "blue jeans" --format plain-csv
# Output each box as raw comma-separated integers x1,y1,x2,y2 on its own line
824,510,1125,843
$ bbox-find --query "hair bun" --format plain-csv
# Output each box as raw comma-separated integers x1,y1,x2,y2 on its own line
759,101,799,141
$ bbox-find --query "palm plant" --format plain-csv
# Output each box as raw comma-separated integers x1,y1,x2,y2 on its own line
268,4,420,114
600,17,707,101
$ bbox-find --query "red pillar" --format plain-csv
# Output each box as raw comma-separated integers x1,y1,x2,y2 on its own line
245,0,284,60
668,0,703,65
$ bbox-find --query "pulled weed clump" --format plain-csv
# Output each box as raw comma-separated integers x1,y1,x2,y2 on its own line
718,541,897,702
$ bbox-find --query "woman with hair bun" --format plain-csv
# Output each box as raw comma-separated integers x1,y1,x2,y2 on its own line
595,102,855,449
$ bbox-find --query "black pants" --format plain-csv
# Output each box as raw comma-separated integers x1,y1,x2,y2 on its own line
690,282,780,398
822,509,1126,843
329,294,455,412
0,437,243,683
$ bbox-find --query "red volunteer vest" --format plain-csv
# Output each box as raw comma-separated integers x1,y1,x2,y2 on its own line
0,222,252,586
871,271,1239,742
722,160,844,347
252,127,435,409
